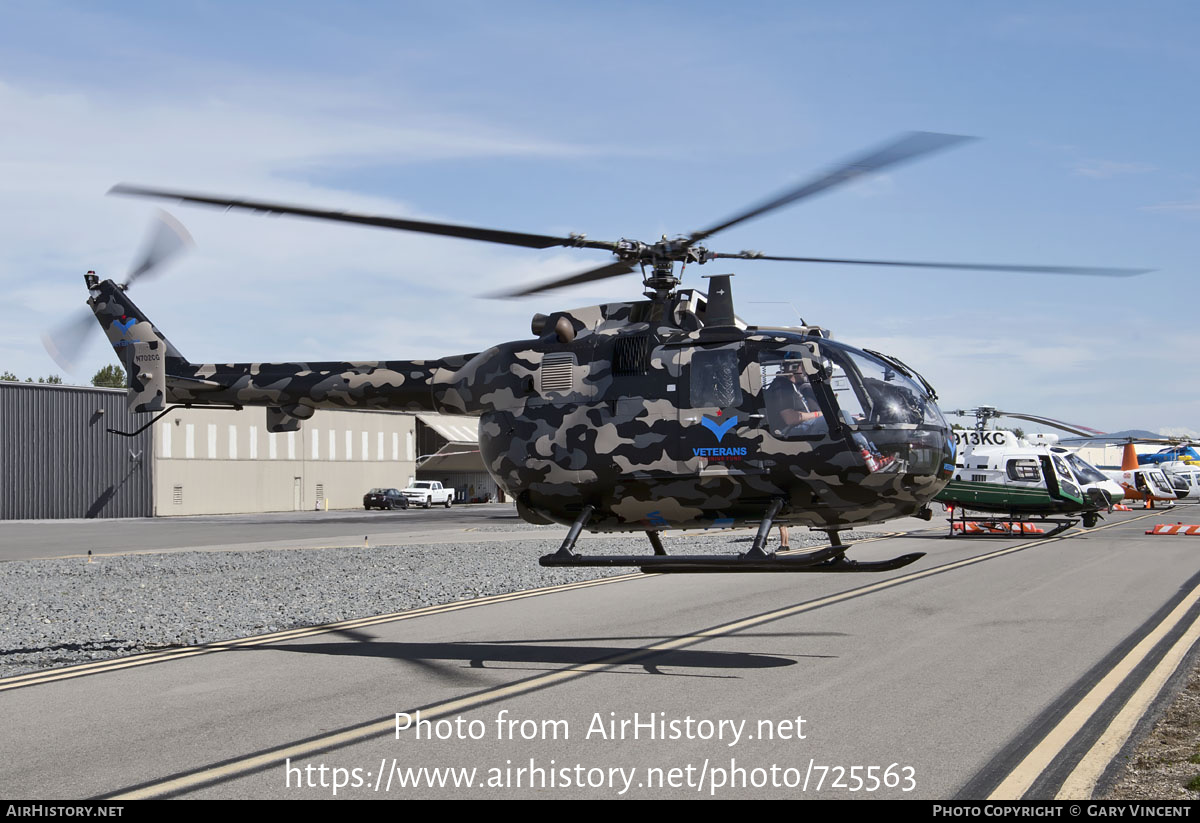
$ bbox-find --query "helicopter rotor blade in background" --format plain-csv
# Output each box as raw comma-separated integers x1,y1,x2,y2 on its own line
706,252,1151,278
1059,434,1199,446
987,411,1108,438
492,260,638,298
110,184,618,253
686,132,975,245
947,407,1109,438
41,210,194,374
124,209,194,287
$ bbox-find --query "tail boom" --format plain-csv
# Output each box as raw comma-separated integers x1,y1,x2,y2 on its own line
87,275,473,423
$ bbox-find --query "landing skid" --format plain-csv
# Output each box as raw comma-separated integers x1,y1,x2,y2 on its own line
946,508,1076,539
540,502,925,574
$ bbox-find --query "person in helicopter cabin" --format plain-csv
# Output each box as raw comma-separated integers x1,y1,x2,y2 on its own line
764,359,825,437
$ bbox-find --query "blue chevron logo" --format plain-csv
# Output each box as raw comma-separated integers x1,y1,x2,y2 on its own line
701,415,738,443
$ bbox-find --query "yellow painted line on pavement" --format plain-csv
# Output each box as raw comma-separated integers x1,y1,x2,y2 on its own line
1054,595,1200,798
984,511,1194,800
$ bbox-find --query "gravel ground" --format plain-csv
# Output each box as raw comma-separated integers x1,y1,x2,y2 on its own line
0,525,852,678
1101,660,1200,801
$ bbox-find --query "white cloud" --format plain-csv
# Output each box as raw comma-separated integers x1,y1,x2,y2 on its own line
1142,199,1200,215
1073,159,1155,179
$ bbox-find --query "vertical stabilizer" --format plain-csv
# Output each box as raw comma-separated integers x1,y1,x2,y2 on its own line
1120,443,1140,472
87,275,185,412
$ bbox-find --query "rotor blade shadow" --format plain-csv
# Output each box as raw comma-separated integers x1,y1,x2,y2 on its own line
477,631,847,644
244,640,805,672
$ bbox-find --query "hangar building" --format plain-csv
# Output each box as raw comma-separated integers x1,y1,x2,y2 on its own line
1,382,494,519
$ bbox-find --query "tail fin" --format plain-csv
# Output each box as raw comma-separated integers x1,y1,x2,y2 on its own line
1120,442,1141,472
87,274,186,413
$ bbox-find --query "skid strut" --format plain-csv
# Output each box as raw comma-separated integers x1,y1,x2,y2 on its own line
538,500,925,574
546,504,595,561
946,506,1076,539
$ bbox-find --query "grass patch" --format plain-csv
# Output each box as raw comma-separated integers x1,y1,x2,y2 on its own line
1187,774,1200,792
1190,753,1200,765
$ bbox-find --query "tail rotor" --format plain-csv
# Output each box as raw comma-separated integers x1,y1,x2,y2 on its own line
42,210,192,373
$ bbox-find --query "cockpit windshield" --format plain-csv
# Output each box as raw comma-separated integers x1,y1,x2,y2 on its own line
835,348,946,428
755,338,948,476
1065,453,1108,485
758,340,942,437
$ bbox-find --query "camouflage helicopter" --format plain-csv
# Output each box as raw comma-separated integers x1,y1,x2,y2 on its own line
56,133,1147,574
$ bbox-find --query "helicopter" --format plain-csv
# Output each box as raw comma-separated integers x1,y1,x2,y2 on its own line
1162,464,1200,501
1133,443,1200,500
1139,444,1200,468
1061,437,1190,508
935,406,1126,534
56,133,1148,574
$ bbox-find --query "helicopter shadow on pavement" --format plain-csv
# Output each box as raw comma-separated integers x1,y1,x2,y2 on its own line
242,628,843,683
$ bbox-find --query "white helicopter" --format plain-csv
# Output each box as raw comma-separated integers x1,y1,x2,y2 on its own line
936,407,1125,534
1061,437,1194,507
1135,444,1200,501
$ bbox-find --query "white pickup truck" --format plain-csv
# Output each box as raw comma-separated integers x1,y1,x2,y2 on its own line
401,480,455,508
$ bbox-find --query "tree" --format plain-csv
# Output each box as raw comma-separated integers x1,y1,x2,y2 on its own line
92,364,126,388
1,371,17,381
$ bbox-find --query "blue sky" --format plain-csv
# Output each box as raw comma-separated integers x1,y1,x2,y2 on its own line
1,2,1195,434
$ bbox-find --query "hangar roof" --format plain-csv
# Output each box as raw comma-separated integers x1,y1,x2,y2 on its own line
415,414,478,444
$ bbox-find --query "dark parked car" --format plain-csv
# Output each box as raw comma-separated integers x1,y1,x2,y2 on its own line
363,488,409,510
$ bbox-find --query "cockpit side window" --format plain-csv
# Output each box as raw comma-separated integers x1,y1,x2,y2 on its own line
761,358,828,438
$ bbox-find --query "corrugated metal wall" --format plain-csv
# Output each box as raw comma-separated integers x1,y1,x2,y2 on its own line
0,383,152,519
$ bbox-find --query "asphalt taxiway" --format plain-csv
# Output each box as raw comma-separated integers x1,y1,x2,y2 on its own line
2,510,1199,799
0,503,526,561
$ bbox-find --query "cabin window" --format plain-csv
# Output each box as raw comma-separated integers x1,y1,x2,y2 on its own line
1006,459,1041,481
690,349,742,408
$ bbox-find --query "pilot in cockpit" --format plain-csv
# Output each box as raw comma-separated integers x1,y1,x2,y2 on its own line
764,359,826,436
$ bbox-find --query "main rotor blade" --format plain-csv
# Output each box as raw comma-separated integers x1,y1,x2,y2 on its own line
493,260,637,298
688,132,975,245
110,184,617,252
125,209,194,287
709,252,1151,277
989,411,1107,438
1060,435,1197,446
